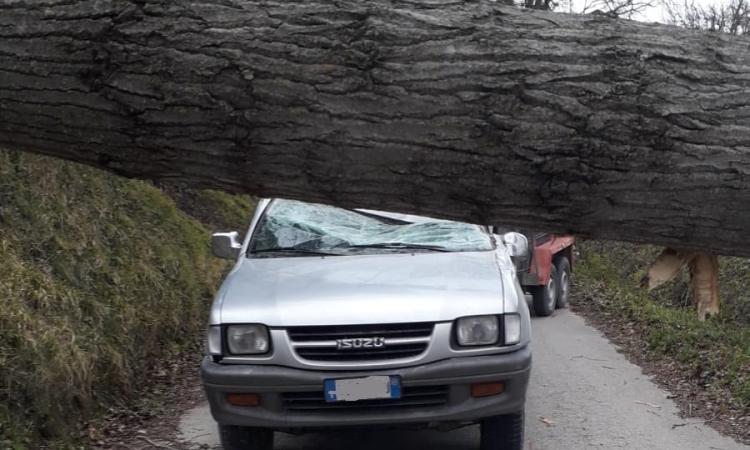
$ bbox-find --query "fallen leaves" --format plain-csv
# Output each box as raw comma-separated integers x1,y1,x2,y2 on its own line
635,400,662,409
538,416,556,427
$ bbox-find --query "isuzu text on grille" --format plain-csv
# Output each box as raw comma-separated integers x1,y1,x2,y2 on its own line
336,337,386,350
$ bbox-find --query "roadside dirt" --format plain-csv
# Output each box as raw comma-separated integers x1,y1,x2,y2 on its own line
571,281,750,446
87,343,208,450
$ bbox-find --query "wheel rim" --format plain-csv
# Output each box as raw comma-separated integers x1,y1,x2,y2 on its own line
560,271,569,304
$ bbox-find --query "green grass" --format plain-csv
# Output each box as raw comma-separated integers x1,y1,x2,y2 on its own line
576,241,750,409
0,150,252,449
157,183,256,237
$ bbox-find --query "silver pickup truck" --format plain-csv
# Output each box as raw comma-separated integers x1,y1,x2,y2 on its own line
202,199,532,450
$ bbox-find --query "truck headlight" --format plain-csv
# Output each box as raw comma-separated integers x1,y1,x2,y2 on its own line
504,314,521,345
226,324,270,355
456,315,500,346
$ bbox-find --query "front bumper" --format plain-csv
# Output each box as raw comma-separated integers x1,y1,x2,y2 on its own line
201,346,531,430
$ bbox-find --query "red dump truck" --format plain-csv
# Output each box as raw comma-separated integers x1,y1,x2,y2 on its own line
493,229,575,317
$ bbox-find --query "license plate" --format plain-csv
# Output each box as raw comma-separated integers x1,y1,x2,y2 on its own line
324,376,401,402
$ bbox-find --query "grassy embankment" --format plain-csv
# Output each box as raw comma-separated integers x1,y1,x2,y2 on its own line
0,150,254,449
575,241,750,410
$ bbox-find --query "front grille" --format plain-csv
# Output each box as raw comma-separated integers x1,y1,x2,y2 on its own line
286,322,434,362
282,385,449,412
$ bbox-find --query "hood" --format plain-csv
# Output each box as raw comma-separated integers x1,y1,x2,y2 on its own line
212,251,516,326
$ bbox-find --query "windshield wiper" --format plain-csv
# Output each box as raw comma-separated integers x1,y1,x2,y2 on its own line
251,247,340,257
342,242,449,252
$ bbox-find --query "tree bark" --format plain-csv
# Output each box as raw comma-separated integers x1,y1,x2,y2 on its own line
1,0,749,256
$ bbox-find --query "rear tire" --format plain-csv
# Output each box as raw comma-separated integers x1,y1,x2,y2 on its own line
555,257,571,309
532,264,558,317
480,410,525,450
219,424,274,450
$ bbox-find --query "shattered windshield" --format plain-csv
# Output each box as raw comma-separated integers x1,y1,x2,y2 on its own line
249,199,493,257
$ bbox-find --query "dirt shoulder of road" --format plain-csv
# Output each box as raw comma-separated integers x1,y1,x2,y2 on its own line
86,344,208,450
570,289,750,446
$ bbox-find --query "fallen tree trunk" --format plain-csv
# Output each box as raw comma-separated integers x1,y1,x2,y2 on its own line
1,0,749,256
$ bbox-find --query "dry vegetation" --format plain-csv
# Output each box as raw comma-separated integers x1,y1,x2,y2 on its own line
0,150,254,449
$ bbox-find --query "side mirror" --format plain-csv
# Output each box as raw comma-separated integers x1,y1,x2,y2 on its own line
211,231,242,260
501,232,529,258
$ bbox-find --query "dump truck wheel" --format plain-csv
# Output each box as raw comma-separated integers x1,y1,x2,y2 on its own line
532,265,558,317
555,257,571,309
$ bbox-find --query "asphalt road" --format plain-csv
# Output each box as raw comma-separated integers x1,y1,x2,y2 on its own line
179,310,748,449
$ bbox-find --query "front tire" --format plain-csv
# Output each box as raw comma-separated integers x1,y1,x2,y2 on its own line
480,411,525,450
219,424,274,450
532,264,558,317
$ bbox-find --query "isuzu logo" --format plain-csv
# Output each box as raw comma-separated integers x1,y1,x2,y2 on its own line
336,337,386,350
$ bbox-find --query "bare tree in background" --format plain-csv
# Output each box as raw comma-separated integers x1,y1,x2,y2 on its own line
523,0,558,10
580,0,658,18
497,0,656,18
491,0,559,10
666,0,750,33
